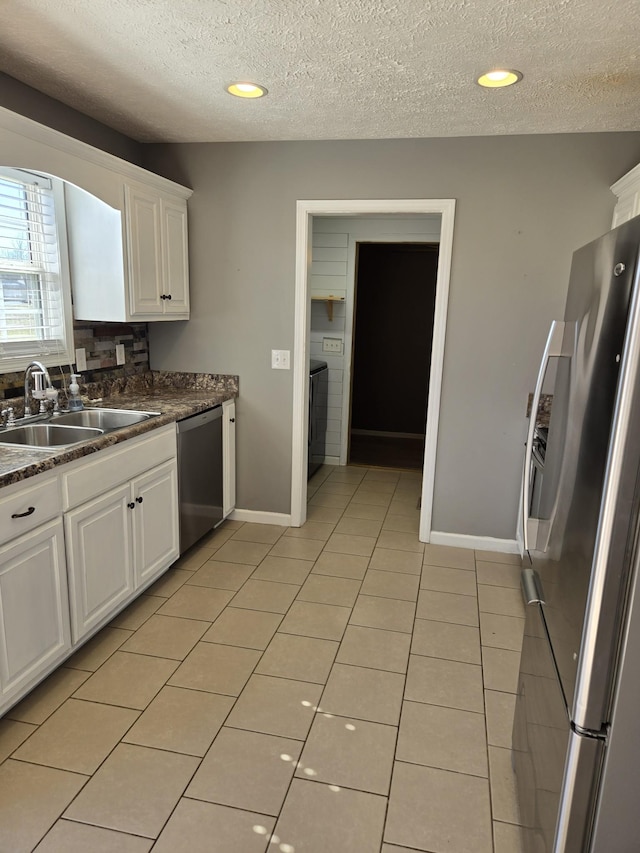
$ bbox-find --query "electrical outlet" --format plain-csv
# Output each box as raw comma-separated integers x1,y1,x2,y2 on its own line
75,347,87,372
322,337,342,354
271,349,291,370
115,343,126,365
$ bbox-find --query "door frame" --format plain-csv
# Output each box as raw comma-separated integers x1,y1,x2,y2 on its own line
291,198,456,543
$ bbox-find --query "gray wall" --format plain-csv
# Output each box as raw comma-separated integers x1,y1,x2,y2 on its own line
144,135,640,539
0,74,637,539
0,72,142,164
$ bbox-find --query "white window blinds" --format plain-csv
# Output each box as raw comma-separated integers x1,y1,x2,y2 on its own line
0,167,73,370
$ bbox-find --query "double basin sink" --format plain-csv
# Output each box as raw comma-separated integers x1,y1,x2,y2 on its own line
0,409,160,450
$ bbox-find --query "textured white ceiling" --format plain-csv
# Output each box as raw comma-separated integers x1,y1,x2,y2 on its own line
1,0,639,143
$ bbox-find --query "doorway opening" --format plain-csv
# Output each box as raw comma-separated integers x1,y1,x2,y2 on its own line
291,199,456,542
348,242,439,470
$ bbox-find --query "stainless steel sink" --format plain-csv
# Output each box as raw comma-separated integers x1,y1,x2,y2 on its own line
0,423,103,448
53,408,159,431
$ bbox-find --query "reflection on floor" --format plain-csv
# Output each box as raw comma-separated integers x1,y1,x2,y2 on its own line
349,433,425,470
0,464,525,853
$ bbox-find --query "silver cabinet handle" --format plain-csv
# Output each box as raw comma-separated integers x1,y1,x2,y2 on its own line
523,320,571,551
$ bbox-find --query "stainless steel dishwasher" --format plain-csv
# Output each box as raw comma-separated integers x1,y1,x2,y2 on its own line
177,406,223,553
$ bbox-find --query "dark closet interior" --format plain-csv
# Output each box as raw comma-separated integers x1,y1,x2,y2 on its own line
349,242,439,469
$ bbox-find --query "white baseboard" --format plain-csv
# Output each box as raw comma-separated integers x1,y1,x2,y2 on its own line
323,457,340,466
428,530,519,554
229,509,292,527
228,514,519,551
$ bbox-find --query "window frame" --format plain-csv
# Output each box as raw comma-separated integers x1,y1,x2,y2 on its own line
0,167,74,374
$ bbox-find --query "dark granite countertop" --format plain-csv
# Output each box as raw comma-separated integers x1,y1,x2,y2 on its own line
0,371,238,489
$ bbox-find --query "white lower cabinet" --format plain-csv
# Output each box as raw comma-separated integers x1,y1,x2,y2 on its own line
133,460,179,587
0,518,71,710
65,484,135,643
64,444,179,643
0,422,182,713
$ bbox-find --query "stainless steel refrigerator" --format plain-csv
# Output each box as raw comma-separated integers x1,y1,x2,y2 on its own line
514,214,640,852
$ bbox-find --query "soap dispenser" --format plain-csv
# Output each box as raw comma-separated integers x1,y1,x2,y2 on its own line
68,374,84,411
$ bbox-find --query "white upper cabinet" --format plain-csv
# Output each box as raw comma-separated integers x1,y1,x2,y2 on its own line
611,163,640,228
161,196,190,315
125,183,190,319
125,183,163,317
0,105,192,324
70,181,190,323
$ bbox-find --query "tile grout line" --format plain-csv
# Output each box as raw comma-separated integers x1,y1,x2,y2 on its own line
380,469,420,852
265,466,377,849
476,548,498,853
269,465,420,850
280,464,398,852
162,470,374,849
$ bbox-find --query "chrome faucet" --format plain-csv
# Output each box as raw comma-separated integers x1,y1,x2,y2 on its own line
24,360,54,416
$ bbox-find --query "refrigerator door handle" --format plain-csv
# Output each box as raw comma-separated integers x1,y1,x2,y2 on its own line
523,319,572,552
521,567,546,605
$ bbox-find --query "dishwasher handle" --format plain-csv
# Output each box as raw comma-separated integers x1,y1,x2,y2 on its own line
177,406,222,434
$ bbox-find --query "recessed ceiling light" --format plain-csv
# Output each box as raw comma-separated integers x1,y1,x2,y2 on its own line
226,82,268,99
477,69,523,88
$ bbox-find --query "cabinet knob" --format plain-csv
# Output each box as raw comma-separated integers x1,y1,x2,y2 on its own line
136,496,143,504
230,418,235,423
127,501,135,510
166,294,172,300
161,293,172,300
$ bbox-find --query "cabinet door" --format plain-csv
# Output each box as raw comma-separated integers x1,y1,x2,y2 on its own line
65,484,135,643
0,519,71,709
125,183,164,317
222,399,236,518
161,198,190,316
132,460,179,588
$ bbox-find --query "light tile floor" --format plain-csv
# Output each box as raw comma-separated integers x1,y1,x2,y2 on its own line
0,464,526,853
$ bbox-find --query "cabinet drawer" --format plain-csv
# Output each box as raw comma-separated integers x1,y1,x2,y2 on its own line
0,475,60,544
62,424,176,510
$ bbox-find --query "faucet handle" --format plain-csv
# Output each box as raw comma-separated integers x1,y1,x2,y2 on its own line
1,407,15,427
45,387,59,412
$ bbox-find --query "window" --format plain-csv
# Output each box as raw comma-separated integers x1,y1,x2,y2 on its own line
0,167,73,372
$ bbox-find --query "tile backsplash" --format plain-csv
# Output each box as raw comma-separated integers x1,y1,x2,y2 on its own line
0,321,149,401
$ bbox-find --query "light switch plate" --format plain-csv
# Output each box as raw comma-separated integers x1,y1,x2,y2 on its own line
75,347,87,372
322,337,342,354
271,349,291,370
115,344,126,365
